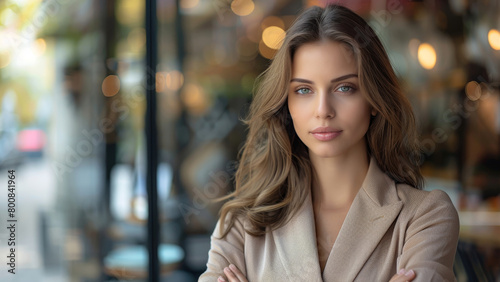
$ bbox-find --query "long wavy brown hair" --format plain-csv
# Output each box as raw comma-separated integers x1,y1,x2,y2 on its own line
218,4,423,238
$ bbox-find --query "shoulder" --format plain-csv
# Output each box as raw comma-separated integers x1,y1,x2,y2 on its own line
392,184,460,280
396,183,453,205
395,183,459,228
212,212,248,240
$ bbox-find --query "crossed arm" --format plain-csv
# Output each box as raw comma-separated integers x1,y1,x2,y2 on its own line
200,215,419,282
219,264,416,282
200,191,459,282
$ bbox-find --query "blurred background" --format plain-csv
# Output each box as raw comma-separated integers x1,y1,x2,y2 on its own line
0,0,499,281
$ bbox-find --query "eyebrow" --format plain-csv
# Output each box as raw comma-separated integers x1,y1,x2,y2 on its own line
290,74,358,84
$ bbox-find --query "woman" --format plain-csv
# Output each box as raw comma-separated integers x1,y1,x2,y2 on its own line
200,4,459,282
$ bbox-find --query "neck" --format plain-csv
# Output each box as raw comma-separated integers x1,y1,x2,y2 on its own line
310,148,370,210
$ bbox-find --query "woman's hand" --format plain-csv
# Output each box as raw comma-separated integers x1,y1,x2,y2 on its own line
217,265,414,282
217,264,248,282
389,268,416,282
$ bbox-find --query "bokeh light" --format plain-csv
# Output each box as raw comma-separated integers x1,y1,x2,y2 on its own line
17,129,46,152
116,0,144,26
488,29,500,50
465,81,481,101
231,0,255,17
262,26,285,50
180,0,199,9
166,70,184,91
417,43,437,70
102,75,121,97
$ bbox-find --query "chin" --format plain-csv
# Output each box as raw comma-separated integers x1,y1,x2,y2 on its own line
309,148,344,159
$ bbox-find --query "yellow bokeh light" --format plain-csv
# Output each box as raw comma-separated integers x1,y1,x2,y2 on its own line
166,70,184,91
116,0,144,26
231,0,255,17
488,29,500,50
262,26,285,50
417,43,436,70
261,16,285,30
102,75,121,97
0,50,11,69
180,0,199,9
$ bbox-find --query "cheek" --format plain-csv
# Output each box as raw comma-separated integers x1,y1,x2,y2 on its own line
289,105,310,126
288,97,305,122
341,102,372,129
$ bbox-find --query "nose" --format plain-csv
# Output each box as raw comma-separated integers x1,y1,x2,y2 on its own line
315,90,335,119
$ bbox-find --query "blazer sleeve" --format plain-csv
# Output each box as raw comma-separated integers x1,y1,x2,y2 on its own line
199,215,247,281
397,189,460,282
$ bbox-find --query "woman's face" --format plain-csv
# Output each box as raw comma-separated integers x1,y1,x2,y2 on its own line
288,40,373,160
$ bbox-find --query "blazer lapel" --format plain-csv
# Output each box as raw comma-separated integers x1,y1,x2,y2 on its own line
272,191,323,281
322,158,403,281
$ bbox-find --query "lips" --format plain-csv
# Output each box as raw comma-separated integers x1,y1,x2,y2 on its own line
310,127,342,141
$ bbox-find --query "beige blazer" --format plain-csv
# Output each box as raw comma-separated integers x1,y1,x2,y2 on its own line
199,159,460,281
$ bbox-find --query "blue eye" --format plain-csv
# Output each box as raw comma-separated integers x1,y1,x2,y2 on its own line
296,88,312,95
338,86,352,92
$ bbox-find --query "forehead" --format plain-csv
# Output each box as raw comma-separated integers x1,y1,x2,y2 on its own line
291,41,357,77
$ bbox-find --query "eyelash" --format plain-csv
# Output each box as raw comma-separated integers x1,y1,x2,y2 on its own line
294,84,357,95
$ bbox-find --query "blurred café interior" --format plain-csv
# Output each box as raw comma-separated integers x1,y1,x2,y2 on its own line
0,0,499,281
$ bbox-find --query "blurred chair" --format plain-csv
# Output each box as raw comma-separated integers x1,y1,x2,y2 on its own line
454,240,497,282
104,243,184,280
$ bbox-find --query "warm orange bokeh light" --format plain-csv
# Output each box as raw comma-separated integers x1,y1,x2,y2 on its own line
102,75,121,97
231,0,255,16
488,29,500,50
417,43,437,70
465,81,481,101
262,26,285,50
166,70,184,91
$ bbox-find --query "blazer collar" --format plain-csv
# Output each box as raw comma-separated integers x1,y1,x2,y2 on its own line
272,158,403,281
272,190,323,281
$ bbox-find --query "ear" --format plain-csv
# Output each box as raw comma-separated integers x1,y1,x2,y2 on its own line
371,108,377,117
